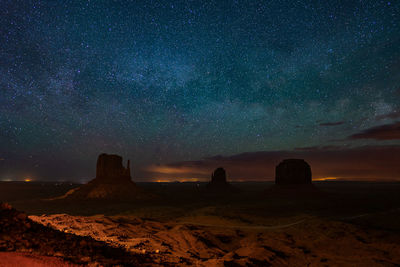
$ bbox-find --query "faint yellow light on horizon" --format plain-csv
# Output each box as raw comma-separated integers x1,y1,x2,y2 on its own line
147,165,210,175
156,179,170,183
24,178,32,182
154,177,207,183
313,177,337,181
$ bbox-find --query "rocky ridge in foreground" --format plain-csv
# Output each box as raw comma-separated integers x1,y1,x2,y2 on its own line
0,203,152,266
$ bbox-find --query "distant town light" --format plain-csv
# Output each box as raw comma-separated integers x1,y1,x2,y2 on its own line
313,177,337,181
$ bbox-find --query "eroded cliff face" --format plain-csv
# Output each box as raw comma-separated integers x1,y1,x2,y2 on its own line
206,167,237,192
210,168,227,185
95,154,131,183
275,159,312,185
60,154,153,201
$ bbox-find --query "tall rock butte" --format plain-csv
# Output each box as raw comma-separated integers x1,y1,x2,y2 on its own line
275,159,312,185
206,167,237,192
210,168,227,184
95,153,131,183
61,153,151,200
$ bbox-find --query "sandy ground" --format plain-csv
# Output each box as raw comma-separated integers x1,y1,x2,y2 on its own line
2,181,400,266
0,252,78,267
30,211,400,266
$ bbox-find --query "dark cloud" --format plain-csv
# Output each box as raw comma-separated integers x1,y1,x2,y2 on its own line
146,145,400,181
319,121,345,126
375,111,400,120
294,145,347,151
349,122,400,140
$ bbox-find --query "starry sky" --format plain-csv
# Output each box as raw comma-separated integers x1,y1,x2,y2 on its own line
1,0,400,182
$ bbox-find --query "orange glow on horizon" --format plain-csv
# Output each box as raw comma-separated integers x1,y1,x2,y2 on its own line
154,177,208,183
313,177,337,181
147,165,209,175
24,178,32,182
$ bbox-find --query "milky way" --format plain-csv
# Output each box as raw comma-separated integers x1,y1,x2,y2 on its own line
1,1,399,181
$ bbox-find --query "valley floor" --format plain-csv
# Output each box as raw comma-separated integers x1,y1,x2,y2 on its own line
1,181,400,266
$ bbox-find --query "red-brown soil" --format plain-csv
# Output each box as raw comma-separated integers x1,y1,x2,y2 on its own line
0,252,78,267
1,181,400,266
30,212,400,266
0,203,153,266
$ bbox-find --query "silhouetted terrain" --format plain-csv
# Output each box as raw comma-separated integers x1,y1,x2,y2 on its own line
1,181,400,266
0,203,153,266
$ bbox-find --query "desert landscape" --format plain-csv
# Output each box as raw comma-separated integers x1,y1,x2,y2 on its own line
2,0,400,266
1,176,400,266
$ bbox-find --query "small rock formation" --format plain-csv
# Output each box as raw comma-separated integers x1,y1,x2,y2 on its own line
210,167,227,185
61,153,152,201
275,159,312,185
206,167,236,192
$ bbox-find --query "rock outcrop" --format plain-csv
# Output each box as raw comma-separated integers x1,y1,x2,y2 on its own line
95,154,131,182
206,167,237,192
61,153,152,201
210,168,227,185
0,203,151,266
275,159,312,185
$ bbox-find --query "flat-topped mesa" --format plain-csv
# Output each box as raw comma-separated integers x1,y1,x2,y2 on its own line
95,153,131,182
275,159,312,185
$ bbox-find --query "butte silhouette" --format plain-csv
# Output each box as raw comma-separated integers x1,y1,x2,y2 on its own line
206,167,237,192
275,159,312,185
265,159,317,196
61,153,151,201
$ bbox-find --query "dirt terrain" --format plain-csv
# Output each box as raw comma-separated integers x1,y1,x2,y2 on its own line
0,203,153,266
29,212,400,266
1,181,400,266
0,252,78,267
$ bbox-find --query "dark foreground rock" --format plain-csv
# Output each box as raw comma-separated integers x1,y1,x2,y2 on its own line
0,203,153,266
275,159,312,185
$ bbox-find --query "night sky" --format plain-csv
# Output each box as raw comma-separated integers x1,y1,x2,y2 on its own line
1,1,400,182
